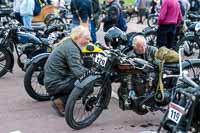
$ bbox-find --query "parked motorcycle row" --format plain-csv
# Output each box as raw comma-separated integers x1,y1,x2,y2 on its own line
0,2,200,133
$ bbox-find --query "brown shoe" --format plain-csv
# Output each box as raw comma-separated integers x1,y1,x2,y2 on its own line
51,98,65,117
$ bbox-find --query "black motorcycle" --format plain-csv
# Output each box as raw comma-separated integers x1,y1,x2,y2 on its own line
64,44,200,130
177,22,200,58
143,22,200,57
0,21,65,77
158,47,200,133
22,27,143,102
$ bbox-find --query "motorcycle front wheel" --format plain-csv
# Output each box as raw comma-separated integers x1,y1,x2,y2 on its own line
177,35,200,58
65,78,111,130
0,48,12,77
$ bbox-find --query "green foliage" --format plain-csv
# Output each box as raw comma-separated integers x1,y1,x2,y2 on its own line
99,0,135,6
124,0,135,5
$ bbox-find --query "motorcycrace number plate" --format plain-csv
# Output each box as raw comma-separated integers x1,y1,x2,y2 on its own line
94,54,108,67
167,102,185,124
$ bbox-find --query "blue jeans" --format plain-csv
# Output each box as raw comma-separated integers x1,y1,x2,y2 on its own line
22,15,32,29
90,20,97,43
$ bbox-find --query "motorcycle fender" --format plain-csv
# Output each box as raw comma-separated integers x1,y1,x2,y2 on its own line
74,75,99,90
24,53,50,70
6,48,14,72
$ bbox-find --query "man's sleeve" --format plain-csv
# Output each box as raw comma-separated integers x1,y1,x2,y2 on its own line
65,47,88,78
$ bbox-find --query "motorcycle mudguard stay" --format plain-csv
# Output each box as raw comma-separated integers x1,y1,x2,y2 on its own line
24,53,50,70
5,47,14,72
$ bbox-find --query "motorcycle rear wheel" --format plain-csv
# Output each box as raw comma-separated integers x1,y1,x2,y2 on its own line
147,14,158,28
24,58,50,101
65,78,111,130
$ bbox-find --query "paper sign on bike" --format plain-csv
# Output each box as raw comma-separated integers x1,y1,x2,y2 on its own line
94,54,108,67
167,102,185,124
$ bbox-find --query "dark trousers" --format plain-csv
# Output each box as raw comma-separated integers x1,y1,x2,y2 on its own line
14,12,23,24
47,77,76,104
156,24,177,50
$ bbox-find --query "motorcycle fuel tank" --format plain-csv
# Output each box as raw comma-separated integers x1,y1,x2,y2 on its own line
16,32,42,44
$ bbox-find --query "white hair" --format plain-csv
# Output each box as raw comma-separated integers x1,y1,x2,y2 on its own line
132,35,147,48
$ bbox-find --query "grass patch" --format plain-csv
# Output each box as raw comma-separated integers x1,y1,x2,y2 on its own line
124,0,134,5
99,0,135,6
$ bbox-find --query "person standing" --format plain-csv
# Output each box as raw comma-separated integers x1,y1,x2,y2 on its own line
100,0,127,32
156,0,183,50
178,0,190,18
70,0,92,28
20,0,35,29
90,0,101,43
13,0,23,24
135,0,147,24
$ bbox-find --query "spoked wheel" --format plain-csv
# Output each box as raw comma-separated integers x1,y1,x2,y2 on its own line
65,78,111,130
147,14,158,28
177,36,200,59
46,17,65,29
24,58,50,101
145,30,157,47
0,48,11,77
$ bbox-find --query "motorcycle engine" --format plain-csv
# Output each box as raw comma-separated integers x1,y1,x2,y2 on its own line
118,71,157,110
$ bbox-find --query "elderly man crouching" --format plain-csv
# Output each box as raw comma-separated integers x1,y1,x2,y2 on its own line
44,26,90,117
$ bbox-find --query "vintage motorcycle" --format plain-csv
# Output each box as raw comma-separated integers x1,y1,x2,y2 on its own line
23,27,143,101
0,21,66,77
158,47,200,133
64,44,200,130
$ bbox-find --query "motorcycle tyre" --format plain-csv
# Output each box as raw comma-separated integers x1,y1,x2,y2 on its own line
65,79,111,130
24,58,50,101
0,48,12,78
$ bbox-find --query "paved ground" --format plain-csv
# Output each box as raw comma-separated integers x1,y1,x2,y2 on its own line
0,20,166,133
